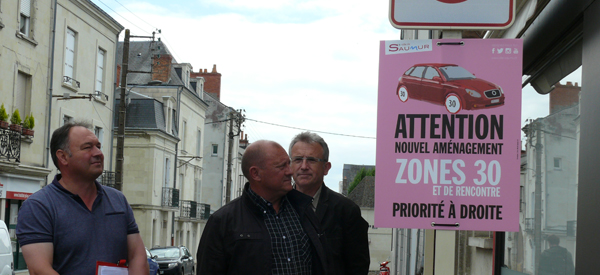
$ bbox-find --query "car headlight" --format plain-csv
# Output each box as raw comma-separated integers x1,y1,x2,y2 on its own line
465,89,481,98
499,86,503,94
168,263,178,268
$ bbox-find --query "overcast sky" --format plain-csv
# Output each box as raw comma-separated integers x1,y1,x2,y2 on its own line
91,0,580,193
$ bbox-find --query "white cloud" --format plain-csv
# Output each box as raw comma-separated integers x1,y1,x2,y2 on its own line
93,0,568,192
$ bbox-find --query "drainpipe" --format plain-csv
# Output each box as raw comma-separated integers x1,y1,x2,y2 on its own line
44,0,59,178
109,29,122,176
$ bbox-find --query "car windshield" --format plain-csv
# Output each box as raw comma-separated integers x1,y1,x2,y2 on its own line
150,247,180,259
439,66,476,80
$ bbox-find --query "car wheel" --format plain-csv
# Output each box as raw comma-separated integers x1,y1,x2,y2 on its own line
397,85,409,102
445,93,462,114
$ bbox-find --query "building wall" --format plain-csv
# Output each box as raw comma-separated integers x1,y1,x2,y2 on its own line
174,88,207,258
361,208,393,272
50,0,122,179
201,94,229,210
119,129,177,248
0,0,53,168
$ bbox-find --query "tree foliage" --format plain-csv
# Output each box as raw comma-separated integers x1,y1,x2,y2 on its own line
348,167,375,194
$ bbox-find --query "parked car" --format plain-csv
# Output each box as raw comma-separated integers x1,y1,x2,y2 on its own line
149,246,194,275
146,248,159,275
0,221,14,275
396,63,505,114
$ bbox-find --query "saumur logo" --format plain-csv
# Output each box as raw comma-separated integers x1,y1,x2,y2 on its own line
386,40,433,55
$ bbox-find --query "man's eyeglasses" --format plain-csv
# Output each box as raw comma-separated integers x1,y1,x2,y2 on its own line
291,156,327,165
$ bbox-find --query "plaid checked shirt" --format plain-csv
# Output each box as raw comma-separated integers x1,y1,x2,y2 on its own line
247,187,313,275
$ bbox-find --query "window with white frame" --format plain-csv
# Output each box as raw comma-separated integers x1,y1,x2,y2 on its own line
182,120,187,151
94,126,104,148
195,178,202,203
179,173,184,189
64,28,76,86
95,48,106,97
19,0,32,36
16,71,31,117
164,158,171,188
196,130,202,156
212,144,218,156
554,157,562,170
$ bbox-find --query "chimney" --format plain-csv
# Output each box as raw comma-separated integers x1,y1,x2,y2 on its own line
240,133,249,149
152,54,173,83
550,81,580,114
192,64,222,100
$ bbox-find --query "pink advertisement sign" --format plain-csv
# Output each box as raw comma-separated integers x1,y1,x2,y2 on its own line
375,39,522,231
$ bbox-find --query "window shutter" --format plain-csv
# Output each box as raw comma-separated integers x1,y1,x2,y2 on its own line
96,49,105,92
16,72,28,114
64,29,75,79
20,0,31,16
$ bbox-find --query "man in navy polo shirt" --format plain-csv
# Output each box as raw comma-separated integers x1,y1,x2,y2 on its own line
16,122,149,275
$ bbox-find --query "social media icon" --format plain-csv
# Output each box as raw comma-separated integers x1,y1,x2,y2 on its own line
497,48,504,54
492,48,495,54
505,48,512,54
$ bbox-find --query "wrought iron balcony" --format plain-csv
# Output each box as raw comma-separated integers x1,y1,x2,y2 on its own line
198,203,210,220
179,200,197,219
0,127,21,162
63,76,81,88
162,187,179,208
97,171,117,189
94,90,109,101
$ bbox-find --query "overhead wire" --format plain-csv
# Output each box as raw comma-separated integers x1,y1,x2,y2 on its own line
93,0,183,61
91,1,374,141
111,0,158,31
93,0,151,35
245,118,376,139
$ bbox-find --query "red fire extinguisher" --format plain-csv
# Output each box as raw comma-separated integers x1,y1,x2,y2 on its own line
380,261,390,275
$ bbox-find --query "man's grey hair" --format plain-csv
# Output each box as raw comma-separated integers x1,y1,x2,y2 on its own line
289,132,329,161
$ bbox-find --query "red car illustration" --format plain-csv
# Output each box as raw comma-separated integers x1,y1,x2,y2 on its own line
396,63,505,114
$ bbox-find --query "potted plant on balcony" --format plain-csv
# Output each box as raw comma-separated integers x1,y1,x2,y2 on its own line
0,104,8,129
22,113,35,137
9,109,22,133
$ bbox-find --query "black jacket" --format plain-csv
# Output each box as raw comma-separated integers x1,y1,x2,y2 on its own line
316,184,370,275
197,183,328,275
539,245,575,275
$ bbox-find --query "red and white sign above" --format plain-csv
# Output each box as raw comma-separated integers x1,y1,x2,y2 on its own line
389,0,515,30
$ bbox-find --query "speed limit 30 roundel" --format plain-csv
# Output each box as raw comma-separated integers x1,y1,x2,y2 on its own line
437,0,467,3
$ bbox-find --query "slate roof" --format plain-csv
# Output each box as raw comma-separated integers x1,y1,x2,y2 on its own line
347,176,375,208
114,98,166,131
117,40,175,85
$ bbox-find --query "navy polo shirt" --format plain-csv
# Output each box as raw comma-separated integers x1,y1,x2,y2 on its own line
16,175,139,275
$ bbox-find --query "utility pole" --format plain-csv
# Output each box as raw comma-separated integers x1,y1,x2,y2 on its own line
115,29,130,191
225,109,245,203
533,119,543,274
114,29,157,191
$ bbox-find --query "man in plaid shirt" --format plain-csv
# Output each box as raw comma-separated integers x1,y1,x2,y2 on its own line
197,140,328,274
